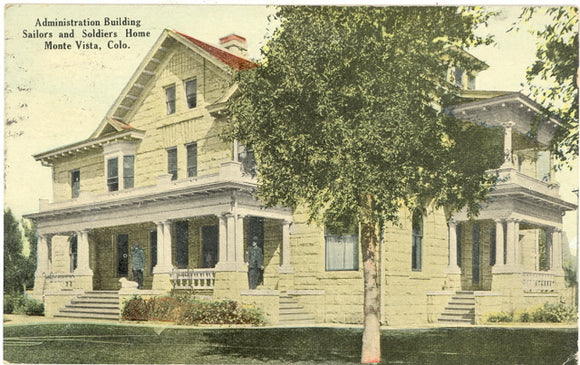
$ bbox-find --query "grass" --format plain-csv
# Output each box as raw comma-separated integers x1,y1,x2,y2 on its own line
3,323,578,364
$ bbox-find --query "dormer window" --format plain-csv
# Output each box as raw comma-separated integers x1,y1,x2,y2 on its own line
185,79,197,109
165,85,176,115
103,141,138,192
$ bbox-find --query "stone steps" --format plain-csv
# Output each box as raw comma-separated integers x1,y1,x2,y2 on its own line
438,291,475,325
279,295,315,325
54,291,121,321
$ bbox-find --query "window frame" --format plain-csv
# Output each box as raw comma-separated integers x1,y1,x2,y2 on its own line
186,142,198,178
184,78,197,109
107,157,119,192
325,230,359,272
411,211,423,272
71,169,80,198
123,155,135,189
167,147,178,180
165,84,176,115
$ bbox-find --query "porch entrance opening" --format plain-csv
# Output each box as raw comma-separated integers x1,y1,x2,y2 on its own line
116,234,129,277
201,225,218,268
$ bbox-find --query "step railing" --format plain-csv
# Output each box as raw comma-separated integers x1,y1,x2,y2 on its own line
47,273,75,289
171,268,215,290
522,271,555,293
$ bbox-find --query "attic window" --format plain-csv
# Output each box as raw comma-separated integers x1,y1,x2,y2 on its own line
165,85,176,115
185,79,197,109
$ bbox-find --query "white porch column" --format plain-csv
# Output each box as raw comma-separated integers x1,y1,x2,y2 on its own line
551,228,564,274
226,213,236,263
501,121,515,168
278,220,293,273
495,220,505,269
215,213,237,271
74,230,93,275
446,219,461,274
36,234,51,276
235,214,246,270
504,218,521,271
153,221,173,273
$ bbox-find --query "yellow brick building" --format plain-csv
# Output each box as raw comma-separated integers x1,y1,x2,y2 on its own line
25,29,576,325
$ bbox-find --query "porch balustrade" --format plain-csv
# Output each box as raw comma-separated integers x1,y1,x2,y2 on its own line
171,268,215,290
522,271,555,293
47,273,75,289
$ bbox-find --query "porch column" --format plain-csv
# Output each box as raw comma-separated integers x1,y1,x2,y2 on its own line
446,219,461,274
215,213,237,271
492,220,505,272
32,234,51,297
235,214,246,270
74,230,93,275
152,221,174,292
278,220,293,273
227,213,236,264
504,218,521,271
501,121,515,168
550,228,564,274
153,221,173,273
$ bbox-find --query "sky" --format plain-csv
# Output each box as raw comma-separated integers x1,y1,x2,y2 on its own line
3,4,578,251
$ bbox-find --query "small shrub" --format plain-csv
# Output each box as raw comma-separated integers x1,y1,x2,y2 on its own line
4,296,14,314
486,311,513,323
23,298,44,316
531,303,577,323
148,296,184,322
122,296,150,321
177,298,265,326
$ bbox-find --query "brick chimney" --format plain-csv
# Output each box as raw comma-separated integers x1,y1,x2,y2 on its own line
219,34,248,58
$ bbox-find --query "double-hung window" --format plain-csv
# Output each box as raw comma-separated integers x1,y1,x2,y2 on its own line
185,79,197,109
186,143,197,177
165,85,176,115
325,229,358,271
107,157,119,192
167,147,178,180
71,169,80,198
411,211,423,271
123,155,135,189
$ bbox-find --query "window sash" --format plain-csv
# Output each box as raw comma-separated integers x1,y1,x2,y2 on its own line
123,155,135,189
166,86,176,115
185,79,197,109
167,147,177,180
325,233,358,271
107,157,119,192
411,212,423,271
186,143,197,177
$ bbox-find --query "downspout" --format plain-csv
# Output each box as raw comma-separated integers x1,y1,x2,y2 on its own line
379,223,385,325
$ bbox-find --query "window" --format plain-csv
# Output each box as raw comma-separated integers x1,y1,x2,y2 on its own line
325,225,358,271
185,79,197,109
453,67,464,88
165,85,176,115
468,75,476,90
107,157,119,192
167,147,177,180
186,143,197,177
69,235,78,273
411,211,423,271
71,169,80,198
457,224,462,267
490,226,496,266
175,221,189,268
472,223,480,284
149,230,157,275
123,155,134,189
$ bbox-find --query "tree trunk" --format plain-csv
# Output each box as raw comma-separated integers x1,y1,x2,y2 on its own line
360,194,381,364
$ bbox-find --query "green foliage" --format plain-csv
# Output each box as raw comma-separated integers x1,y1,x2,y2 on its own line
121,296,265,326
486,303,577,323
4,293,44,316
4,209,35,294
517,7,578,164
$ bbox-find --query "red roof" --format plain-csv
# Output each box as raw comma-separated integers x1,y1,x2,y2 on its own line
175,30,258,71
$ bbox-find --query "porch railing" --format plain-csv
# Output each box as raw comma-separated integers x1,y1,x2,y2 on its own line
171,269,215,290
47,273,75,289
523,271,555,293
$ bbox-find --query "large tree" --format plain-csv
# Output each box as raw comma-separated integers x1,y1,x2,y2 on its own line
518,7,578,164
226,6,500,363
4,209,34,294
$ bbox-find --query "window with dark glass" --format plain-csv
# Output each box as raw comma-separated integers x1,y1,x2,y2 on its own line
186,143,197,177
149,230,157,275
71,169,80,198
165,85,176,115
457,224,462,267
175,221,189,268
490,226,496,266
185,79,197,109
107,157,119,192
123,155,134,189
411,211,423,271
69,235,78,273
167,147,177,180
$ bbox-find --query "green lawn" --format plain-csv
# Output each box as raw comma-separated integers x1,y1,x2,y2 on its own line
3,323,577,364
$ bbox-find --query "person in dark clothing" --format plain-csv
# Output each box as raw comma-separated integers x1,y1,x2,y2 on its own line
246,237,263,289
131,242,146,289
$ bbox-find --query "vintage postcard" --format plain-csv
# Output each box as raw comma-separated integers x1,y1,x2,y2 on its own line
4,4,578,364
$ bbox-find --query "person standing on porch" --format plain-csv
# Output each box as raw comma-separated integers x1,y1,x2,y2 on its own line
131,242,146,289
246,237,263,289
